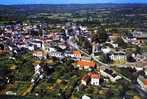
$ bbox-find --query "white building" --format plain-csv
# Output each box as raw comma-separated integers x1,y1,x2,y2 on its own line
100,69,122,82
91,77,100,86
110,51,127,64
101,46,111,54
33,51,47,59
137,75,147,92
48,52,64,58
82,95,91,99
81,72,100,86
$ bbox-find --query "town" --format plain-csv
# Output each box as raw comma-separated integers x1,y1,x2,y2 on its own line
0,4,147,99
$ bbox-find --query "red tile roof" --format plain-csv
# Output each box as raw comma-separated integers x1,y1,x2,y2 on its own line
73,51,81,57
76,60,96,68
88,72,100,79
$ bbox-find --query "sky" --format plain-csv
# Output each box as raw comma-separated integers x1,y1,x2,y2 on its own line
0,0,147,5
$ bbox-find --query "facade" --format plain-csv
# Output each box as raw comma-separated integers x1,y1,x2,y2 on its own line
110,51,127,64
81,72,100,86
89,72,100,86
48,52,64,58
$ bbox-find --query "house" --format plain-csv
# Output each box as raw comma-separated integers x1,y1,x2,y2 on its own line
105,42,118,48
131,31,145,45
6,91,17,95
48,51,64,59
137,75,147,92
126,33,140,45
109,51,127,64
92,42,101,53
101,46,111,54
127,53,136,62
47,32,60,41
0,44,4,50
32,51,47,59
34,64,41,75
108,32,120,42
88,72,100,86
27,44,35,51
76,59,96,70
82,95,91,99
81,72,100,86
31,64,44,84
72,51,81,58
64,50,81,60
58,43,67,50
48,47,57,53
29,39,44,50
143,68,147,77
0,44,7,55
100,69,122,82
17,42,27,49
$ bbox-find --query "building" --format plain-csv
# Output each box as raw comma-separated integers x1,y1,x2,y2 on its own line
76,59,96,70
109,51,127,64
0,44,7,55
131,31,145,45
88,72,100,86
58,43,67,50
81,72,100,86
47,47,57,53
73,51,81,58
137,75,147,92
101,46,111,54
32,51,47,59
48,51,64,59
108,32,120,42
100,69,122,82
29,39,44,50
82,95,91,99
63,51,81,61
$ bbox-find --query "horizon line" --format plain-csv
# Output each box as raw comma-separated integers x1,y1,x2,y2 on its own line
1,2,147,6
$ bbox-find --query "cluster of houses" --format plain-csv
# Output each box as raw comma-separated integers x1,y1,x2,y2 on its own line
126,31,146,46
1,22,147,95
29,23,130,87
0,22,143,65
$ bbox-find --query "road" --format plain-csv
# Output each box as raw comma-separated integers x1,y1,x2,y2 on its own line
20,84,33,96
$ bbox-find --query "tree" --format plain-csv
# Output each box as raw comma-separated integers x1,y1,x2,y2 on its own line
14,53,34,81
115,37,128,48
106,88,113,97
97,28,108,43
